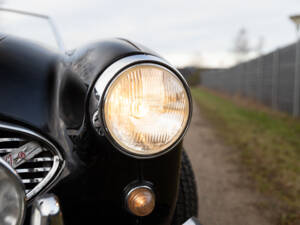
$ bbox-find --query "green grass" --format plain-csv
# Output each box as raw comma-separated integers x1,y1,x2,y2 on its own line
192,87,300,225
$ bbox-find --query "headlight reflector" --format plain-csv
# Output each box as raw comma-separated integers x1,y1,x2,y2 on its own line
103,64,190,156
0,158,25,225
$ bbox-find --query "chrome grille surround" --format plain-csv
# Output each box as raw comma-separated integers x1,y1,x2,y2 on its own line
0,122,64,201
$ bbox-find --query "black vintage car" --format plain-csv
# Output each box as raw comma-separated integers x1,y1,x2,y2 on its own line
0,8,199,225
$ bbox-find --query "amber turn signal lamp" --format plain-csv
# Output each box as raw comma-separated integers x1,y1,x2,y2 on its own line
126,186,155,217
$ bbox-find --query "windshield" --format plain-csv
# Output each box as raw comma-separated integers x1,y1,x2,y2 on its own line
0,8,63,52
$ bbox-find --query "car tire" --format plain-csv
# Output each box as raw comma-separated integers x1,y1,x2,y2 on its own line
172,150,198,225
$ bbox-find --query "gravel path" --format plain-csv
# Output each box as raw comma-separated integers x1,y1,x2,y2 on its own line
184,102,271,225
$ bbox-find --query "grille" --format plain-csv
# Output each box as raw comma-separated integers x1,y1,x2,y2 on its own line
0,128,63,200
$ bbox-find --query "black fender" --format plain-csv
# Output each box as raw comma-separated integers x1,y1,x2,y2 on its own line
0,35,182,225
0,35,86,178
60,38,182,225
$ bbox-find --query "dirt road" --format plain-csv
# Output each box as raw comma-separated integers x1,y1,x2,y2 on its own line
184,102,271,225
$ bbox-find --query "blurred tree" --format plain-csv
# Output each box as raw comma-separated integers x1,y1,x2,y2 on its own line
233,28,250,63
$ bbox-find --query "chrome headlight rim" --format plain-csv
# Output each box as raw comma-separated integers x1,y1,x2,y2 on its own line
0,157,26,225
90,54,193,159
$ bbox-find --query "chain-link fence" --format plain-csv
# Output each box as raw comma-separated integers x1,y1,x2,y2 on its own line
201,41,300,116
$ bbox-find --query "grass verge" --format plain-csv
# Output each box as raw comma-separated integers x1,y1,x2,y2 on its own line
191,87,300,225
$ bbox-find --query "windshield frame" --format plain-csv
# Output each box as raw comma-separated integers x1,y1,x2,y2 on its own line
0,7,65,53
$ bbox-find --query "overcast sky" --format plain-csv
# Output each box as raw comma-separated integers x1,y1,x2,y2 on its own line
1,0,299,67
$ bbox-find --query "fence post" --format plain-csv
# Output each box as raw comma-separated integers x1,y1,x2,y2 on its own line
272,49,279,110
243,63,247,97
293,40,300,117
257,57,263,102
238,64,243,95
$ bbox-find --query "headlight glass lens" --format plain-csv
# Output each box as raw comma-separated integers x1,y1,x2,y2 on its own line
104,64,189,155
0,159,25,225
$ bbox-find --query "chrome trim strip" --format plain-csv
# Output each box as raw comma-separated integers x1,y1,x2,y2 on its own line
0,137,24,142
28,157,53,162
0,122,65,201
22,178,44,184
90,54,193,159
16,167,51,173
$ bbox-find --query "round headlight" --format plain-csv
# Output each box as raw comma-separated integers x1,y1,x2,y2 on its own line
104,64,189,155
92,55,191,157
0,158,25,225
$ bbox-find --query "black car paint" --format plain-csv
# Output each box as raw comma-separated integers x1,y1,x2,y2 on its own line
0,35,182,225
0,35,83,177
